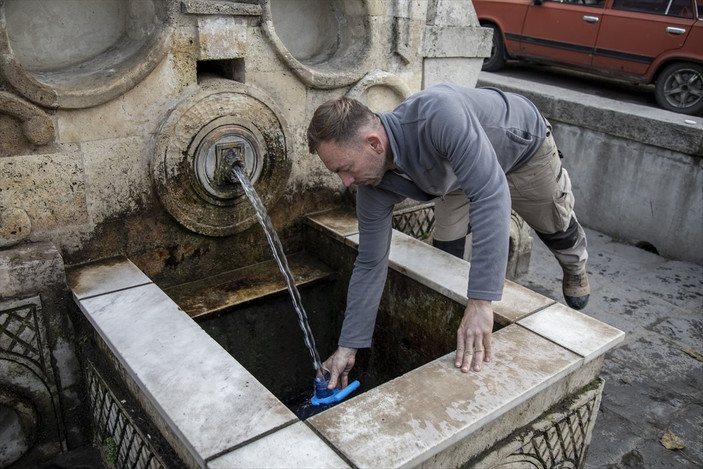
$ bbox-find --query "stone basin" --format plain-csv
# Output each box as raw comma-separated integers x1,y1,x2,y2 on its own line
66,208,624,468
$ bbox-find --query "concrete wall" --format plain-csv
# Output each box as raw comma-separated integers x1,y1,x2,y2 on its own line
478,74,703,266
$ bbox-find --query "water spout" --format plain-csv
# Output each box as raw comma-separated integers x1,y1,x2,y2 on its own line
229,160,323,372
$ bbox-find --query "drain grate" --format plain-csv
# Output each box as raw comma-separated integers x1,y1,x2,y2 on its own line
86,364,165,469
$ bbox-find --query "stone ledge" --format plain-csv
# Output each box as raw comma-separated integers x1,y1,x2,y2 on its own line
164,252,334,319
307,325,584,468
308,209,554,326
67,215,623,468
68,258,297,467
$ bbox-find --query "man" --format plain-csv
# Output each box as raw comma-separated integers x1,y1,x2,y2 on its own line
307,83,589,389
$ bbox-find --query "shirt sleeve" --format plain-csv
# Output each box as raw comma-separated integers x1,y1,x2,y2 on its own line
338,186,405,348
429,98,511,301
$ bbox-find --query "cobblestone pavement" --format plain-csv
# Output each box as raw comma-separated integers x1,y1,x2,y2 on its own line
515,228,703,468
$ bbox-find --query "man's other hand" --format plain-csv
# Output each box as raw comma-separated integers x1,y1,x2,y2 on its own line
455,298,493,372
321,346,357,389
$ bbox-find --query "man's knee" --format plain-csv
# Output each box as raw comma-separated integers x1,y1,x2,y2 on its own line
536,216,580,250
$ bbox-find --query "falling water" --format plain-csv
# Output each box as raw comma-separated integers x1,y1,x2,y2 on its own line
231,164,323,372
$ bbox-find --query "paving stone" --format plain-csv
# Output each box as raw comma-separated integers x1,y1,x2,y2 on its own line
651,315,703,353
585,282,680,333
625,261,703,311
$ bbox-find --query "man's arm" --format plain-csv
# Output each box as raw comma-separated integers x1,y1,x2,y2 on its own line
428,96,512,371
323,185,404,388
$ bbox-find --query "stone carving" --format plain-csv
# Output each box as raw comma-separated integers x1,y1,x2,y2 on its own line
471,379,604,468
152,78,291,236
0,296,66,466
0,1,175,109
261,0,372,89
346,70,413,112
0,91,55,147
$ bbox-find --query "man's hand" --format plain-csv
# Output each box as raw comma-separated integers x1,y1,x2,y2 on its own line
455,298,493,372
321,346,357,389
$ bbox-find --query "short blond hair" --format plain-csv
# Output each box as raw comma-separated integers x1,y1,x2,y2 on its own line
307,97,376,153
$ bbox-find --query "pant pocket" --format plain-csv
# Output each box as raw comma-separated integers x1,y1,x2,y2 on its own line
551,168,575,233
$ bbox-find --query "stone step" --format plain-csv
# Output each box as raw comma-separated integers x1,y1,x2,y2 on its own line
163,252,335,319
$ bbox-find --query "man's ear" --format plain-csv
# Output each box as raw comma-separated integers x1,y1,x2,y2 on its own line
367,134,384,154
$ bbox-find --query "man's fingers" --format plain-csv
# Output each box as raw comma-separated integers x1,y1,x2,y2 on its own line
461,349,473,372
472,348,484,371
456,335,491,372
455,331,465,368
327,369,339,389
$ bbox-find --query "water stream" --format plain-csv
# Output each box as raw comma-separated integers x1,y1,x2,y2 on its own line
231,164,323,372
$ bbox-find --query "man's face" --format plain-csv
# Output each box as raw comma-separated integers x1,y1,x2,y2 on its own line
317,138,388,187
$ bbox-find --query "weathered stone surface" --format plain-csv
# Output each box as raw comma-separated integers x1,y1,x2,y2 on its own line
56,57,188,143
80,136,153,225
0,151,88,231
182,0,262,16
197,16,248,60
1,0,175,109
0,91,55,146
308,325,584,468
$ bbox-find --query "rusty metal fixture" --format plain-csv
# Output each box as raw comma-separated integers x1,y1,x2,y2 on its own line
191,123,263,205
152,79,291,237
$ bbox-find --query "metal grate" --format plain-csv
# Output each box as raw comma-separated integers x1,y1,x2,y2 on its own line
392,203,435,240
0,298,45,372
86,364,165,469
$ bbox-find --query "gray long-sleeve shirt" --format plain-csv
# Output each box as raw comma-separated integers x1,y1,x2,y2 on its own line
339,84,547,348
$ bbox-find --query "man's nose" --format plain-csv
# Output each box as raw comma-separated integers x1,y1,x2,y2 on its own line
339,173,354,186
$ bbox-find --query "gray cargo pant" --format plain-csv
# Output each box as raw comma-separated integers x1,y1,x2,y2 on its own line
433,125,588,275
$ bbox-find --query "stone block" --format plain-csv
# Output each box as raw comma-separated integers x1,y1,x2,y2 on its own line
423,57,485,89
0,150,88,231
208,422,349,468
246,70,309,127
56,55,189,143
423,26,492,58
70,258,297,466
518,303,626,363
80,136,153,224
197,16,248,60
308,325,583,468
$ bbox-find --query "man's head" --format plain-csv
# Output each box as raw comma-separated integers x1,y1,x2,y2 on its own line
307,97,393,187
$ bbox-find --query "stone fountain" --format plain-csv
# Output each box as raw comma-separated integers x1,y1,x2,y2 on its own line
0,1,621,467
